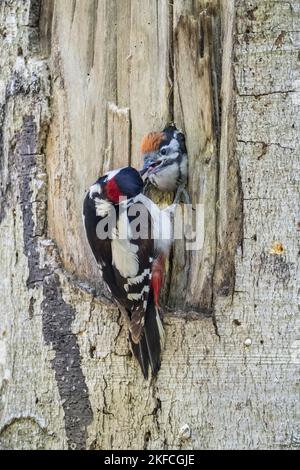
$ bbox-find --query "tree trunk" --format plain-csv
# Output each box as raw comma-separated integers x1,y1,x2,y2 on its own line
0,0,299,450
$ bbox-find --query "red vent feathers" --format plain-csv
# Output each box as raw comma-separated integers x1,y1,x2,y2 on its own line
140,132,164,154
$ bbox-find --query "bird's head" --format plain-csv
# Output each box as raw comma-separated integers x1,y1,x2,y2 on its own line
139,124,187,189
90,167,143,204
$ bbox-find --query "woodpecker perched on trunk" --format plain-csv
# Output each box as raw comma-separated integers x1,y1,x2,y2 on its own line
83,167,172,379
140,124,189,203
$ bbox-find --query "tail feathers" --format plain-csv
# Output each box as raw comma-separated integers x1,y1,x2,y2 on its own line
130,296,165,379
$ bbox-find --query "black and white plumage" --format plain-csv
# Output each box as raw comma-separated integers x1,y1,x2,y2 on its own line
83,167,171,379
140,124,188,201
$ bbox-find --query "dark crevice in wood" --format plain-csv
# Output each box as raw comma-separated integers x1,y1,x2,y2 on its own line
0,416,48,437
28,0,42,28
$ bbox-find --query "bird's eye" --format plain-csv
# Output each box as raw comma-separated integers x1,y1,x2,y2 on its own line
160,148,167,156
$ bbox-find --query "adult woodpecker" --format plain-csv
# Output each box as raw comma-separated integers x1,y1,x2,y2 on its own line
140,124,189,202
83,167,172,379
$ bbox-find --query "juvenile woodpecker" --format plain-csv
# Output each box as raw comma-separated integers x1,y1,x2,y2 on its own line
140,124,189,202
83,167,172,379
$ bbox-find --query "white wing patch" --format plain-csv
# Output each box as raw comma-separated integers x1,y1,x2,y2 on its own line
94,197,112,217
155,307,165,348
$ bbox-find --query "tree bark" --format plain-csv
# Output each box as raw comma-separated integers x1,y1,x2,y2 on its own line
0,0,299,450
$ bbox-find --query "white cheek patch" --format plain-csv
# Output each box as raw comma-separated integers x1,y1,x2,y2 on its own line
94,198,112,217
